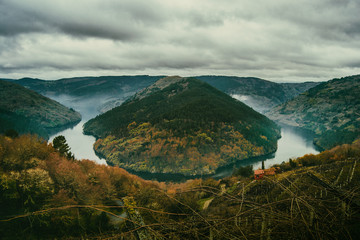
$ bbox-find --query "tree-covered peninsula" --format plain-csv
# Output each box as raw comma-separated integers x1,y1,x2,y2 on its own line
84,77,280,175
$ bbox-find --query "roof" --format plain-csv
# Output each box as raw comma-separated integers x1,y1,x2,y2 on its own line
264,168,276,175
254,169,265,175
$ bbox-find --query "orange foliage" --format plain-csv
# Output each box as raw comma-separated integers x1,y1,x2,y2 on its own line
94,122,268,175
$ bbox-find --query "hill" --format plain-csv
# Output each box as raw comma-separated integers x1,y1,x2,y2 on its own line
0,134,157,239
4,76,164,115
0,80,81,139
10,75,164,97
5,75,319,114
1,134,359,239
195,76,320,112
84,76,280,175
268,74,360,149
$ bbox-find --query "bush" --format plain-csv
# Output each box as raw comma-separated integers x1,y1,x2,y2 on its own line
233,165,253,178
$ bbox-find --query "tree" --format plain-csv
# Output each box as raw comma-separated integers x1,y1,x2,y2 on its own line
5,129,19,138
233,165,253,178
53,135,74,160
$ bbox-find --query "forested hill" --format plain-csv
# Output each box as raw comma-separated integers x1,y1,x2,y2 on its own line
5,75,319,114
268,74,360,149
0,80,81,139
195,76,320,112
8,75,164,97
84,76,280,175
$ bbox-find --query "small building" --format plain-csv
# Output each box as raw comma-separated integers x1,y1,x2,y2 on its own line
264,167,276,176
254,169,265,180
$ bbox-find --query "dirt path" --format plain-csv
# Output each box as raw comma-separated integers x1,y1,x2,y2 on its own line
202,184,227,210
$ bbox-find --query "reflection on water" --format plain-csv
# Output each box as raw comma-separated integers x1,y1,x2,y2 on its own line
49,121,107,165
49,120,319,181
257,124,319,169
211,124,319,179
47,93,319,181
47,94,111,165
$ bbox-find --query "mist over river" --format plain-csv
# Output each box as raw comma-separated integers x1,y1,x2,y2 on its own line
49,94,319,181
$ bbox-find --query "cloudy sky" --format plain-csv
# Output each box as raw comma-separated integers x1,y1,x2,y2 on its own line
1,0,360,82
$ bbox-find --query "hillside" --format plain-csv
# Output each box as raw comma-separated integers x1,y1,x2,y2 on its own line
10,75,163,97
0,80,81,139
4,76,164,114
195,76,320,112
84,76,280,175
1,134,359,239
0,134,157,239
268,74,360,149
5,75,319,114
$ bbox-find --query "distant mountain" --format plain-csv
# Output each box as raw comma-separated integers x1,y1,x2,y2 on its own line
3,76,165,118
11,75,164,97
0,80,81,139
5,75,319,114
268,75,360,149
84,76,280,175
195,76,320,112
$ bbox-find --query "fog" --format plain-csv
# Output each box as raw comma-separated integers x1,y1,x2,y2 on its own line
46,93,121,121
47,93,127,164
231,94,269,113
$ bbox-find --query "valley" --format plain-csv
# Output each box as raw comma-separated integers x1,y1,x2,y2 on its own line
1,74,359,240
39,76,319,181
2,1,359,238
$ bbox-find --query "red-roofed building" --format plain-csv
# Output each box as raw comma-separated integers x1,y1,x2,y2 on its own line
254,169,265,180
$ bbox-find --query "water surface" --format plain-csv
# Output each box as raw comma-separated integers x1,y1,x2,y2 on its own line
49,121,107,165
48,94,319,181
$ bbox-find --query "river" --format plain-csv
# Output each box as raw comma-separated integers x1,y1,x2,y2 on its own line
49,94,319,181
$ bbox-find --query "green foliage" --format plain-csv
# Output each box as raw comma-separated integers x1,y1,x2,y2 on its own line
53,135,74,160
196,76,319,110
269,74,360,149
4,129,18,138
13,75,163,97
233,165,254,178
85,77,280,175
0,109,49,139
0,134,156,239
289,158,297,168
1,134,360,239
0,80,81,139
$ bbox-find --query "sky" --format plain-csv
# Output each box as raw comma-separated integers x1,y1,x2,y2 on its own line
1,0,360,82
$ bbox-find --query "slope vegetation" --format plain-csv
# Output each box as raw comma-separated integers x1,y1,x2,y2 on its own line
0,134,157,239
196,75,319,112
6,75,319,114
268,75,360,149
1,134,359,239
84,77,280,175
0,80,81,138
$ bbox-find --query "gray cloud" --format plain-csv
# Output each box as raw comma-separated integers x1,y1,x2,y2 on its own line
0,0,359,82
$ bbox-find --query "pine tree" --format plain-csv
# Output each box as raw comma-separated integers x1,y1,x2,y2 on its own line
53,135,74,160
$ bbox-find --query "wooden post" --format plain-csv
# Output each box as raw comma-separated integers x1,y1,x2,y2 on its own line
122,196,154,240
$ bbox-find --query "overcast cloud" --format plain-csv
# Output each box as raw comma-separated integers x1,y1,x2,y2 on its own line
0,0,360,82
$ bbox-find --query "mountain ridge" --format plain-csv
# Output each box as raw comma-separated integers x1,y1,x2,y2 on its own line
268,74,360,149
0,80,81,139
3,75,320,113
